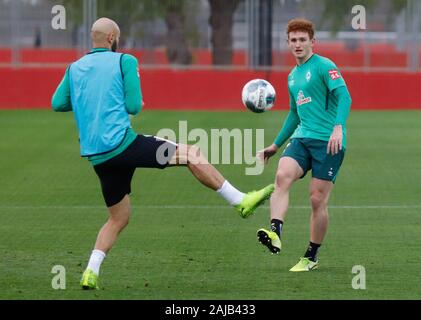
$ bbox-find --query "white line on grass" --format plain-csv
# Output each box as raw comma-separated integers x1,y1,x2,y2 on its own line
0,205,420,210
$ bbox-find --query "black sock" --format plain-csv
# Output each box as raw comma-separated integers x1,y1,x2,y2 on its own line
270,219,283,238
304,242,321,262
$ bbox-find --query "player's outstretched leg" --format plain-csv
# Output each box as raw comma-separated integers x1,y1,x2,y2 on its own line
169,144,274,218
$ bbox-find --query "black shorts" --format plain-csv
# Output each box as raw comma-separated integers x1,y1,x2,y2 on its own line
93,135,177,207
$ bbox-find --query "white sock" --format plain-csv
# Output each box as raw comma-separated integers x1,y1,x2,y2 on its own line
87,249,106,276
217,180,245,206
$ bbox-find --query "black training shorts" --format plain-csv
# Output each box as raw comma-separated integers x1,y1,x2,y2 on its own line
93,135,177,207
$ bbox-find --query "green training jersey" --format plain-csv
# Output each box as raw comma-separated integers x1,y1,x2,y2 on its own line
288,54,348,147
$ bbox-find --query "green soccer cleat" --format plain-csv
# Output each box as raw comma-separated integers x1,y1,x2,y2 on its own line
289,257,319,272
80,268,99,290
235,184,275,218
257,228,281,254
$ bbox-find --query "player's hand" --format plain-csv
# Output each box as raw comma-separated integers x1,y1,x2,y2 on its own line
327,125,343,155
257,144,278,164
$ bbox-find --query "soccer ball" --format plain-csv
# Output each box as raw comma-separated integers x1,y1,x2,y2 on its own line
241,79,276,113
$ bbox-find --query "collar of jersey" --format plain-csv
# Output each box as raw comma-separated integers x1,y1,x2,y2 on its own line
297,53,316,68
88,48,110,54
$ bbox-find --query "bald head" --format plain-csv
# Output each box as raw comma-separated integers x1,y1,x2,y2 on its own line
91,17,120,51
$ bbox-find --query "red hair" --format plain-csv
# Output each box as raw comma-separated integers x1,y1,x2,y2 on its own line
287,18,315,39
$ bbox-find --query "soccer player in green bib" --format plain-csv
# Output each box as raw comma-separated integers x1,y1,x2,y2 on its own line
256,19,352,271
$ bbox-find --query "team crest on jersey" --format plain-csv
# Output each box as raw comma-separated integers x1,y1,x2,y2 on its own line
296,90,312,106
306,71,311,82
328,69,341,80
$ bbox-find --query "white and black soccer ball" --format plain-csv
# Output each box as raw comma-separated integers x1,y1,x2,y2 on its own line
241,79,276,113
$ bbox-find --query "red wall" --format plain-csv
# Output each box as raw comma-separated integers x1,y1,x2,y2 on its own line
1,67,421,110
0,46,412,67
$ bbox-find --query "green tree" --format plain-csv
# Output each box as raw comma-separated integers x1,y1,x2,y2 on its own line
56,0,196,65
115,0,196,65
208,0,243,65
55,0,247,66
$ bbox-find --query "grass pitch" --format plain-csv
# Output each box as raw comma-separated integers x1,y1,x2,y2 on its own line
0,109,420,299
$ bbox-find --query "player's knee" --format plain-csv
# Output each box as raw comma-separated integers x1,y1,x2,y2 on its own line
118,214,130,229
110,208,131,229
310,190,326,211
275,170,294,189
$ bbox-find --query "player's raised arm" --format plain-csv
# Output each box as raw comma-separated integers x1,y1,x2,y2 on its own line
121,54,142,115
51,66,72,112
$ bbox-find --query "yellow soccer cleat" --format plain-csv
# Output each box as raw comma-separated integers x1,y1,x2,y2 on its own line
80,268,99,290
235,184,275,218
289,257,319,272
257,228,281,254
